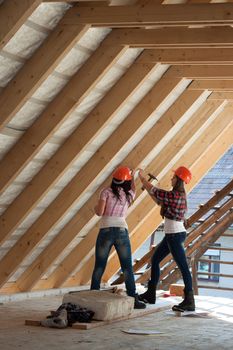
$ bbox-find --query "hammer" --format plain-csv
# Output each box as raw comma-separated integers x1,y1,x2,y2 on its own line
141,173,158,191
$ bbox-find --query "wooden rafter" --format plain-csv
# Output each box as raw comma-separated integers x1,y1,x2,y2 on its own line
161,199,233,289
17,88,205,290
0,71,181,288
35,96,222,289
141,48,233,65
167,65,233,79
101,105,233,283
79,109,233,285
62,4,233,27
0,51,158,289
189,80,233,90
134,121,233,285
109,27,233,48
13,58,160,291
0,0,41,49
0,31,126,194
209,92,233,99
0,9,90,131
68,123,233,287
187,179,233,226
1,0,233,296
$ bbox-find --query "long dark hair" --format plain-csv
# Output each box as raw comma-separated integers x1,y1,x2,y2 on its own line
173,175,187,210
111,179,133,205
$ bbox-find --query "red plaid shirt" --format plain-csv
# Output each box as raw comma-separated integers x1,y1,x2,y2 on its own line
150,187,187,221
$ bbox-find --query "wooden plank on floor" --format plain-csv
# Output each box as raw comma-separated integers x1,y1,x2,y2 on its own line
25,300,172,330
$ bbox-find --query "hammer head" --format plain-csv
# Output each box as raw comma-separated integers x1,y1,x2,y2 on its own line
148,173,158,181
141,173,158,190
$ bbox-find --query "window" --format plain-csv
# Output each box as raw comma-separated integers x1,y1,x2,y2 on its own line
198,244,220,282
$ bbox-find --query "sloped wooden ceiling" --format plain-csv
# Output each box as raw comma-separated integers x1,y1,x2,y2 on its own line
0,0,232,295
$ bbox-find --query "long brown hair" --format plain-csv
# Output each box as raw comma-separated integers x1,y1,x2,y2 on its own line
173,176,186,193
173,175,187,210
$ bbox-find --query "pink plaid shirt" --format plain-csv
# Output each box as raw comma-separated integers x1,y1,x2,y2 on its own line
99,187,135,217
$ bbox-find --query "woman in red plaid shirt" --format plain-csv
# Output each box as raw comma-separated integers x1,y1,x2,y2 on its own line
90,166,146,309
138,166,195,312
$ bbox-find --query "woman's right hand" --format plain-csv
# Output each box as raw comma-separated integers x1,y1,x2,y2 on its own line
137,168,145,180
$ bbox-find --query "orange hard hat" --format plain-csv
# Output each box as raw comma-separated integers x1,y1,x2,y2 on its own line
174,166,192,184
112,166,132,181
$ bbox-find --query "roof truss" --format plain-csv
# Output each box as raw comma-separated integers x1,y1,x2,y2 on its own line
0,0,232,295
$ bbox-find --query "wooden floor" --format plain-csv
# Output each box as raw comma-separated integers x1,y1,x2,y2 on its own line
0,293,233,350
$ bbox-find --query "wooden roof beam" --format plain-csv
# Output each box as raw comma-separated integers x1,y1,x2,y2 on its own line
67,121,233,287
135,130,233,284
0,50,157,270
62,3,233,27
18,88,206,290
209,92,233,99
6,54,158,291
0,8,90,131
167,65,233,79
0,0,41,49
0,71,182,288
189,80,233,90
0,49,152,246
102,112,233,283
33,97,222,290
111,27,233,48
0,31,126,194
141,48,233,65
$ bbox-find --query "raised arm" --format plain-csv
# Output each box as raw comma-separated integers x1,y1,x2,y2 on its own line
138,169,154,192
94,198,106,216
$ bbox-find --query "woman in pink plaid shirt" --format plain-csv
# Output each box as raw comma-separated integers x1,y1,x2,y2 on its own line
90,166,146,309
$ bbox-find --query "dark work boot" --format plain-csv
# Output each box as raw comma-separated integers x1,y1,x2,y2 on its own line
138,281,156,304
134,294,146,309
172,290,195,312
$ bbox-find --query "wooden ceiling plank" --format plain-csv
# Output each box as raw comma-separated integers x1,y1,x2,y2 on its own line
17,88,205,290
189,80,233,90
0,11,90,131
62,3,233,26
0,32,126,194
0,72,182,289
142,48,233,64
0,0,41,49
102,113,233,282
112,27,233,48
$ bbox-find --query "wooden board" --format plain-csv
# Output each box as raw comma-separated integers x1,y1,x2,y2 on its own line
25,302,171,330
165,310,212,318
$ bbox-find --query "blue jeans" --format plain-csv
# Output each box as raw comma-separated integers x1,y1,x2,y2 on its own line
150,232,193,292
91,227,136,297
